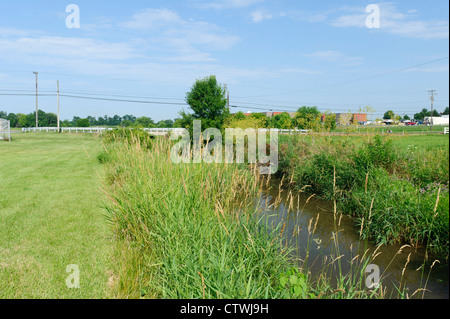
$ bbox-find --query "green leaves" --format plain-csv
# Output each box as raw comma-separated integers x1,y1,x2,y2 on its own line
278,267,313,299
185,75,229,130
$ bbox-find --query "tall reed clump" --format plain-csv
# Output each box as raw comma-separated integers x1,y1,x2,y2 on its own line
99,132,293,298
278,134,449,260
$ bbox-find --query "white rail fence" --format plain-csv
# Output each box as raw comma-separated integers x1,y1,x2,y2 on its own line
20,127,450,135
22,127,310,135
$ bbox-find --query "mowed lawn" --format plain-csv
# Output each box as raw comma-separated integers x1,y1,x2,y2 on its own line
0,133,112,298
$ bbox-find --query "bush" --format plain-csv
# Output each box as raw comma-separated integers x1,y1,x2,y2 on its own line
101,127,154,149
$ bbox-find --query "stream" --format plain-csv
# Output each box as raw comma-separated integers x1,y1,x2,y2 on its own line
257,178,449,299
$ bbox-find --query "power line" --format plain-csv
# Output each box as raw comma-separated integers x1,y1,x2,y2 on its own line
1,91,447,115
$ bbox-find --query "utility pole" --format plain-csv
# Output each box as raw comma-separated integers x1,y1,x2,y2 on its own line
57,80,60,133
33,72,38,127
428,90,437,131
224,84,230,112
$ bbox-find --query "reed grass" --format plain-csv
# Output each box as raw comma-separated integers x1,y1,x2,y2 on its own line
277,133,449,259
100,129,425,299
100,131,292,298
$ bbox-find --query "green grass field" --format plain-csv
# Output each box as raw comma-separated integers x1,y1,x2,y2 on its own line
0,133,112,298
331,124,448,134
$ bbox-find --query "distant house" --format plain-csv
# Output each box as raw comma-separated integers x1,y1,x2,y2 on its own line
335,113,368,125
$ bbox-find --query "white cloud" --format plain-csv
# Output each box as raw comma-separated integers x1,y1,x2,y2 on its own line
194,0,264,10
250,11,273,23
120,8,239,59
121,8,182,29
0,36,137,61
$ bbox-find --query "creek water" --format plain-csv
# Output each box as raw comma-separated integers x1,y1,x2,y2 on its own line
256,179,449,299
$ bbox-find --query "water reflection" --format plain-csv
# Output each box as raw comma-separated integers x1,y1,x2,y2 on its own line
256,179,449,299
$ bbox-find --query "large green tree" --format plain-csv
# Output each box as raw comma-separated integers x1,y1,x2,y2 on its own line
184,75,229,130
294,106,321,130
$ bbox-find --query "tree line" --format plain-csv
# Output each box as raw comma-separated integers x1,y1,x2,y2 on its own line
0,110,177,129
383,107,449,121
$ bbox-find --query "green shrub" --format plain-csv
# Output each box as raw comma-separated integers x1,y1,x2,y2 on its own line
278,134,449,259
101,127,154,149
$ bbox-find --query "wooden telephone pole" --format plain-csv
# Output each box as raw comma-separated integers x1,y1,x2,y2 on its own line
33,72,38,127
428,90,437,131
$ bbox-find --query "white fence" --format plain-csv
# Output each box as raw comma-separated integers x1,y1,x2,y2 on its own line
21,127,188,135
22,127,310,135
445,127,449,135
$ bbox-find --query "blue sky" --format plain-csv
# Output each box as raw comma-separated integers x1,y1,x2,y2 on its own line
0,0,448,121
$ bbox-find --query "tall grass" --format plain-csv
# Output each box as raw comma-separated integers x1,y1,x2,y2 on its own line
277,134,449,260
100,130,424,299
100,131,292,298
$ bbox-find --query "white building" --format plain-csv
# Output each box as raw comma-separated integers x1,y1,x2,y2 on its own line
424,115,449,126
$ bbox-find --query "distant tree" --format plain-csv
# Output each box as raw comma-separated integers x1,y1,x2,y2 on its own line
443,107,449,115
402,115,410,121
383,110,395,120
0,110,7,118
271,112,294,129
61,120,72,127
249,113,269,128
233,111,247,120
156,119,174,128
25,113,35,127
184,75,229,130
111,115,122,126
135,116,155,128
7,113,18,127
97,116,107,126
72,116,81,126
121,120,134,127
76,118,90,127
296,106,320,119
18,113,28,127
414,108,434,121
122,114,137,123
43,112,57,127
323,112,336,131
294,106,321,130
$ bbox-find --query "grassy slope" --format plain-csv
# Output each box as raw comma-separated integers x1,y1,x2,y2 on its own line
0,133,112,298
